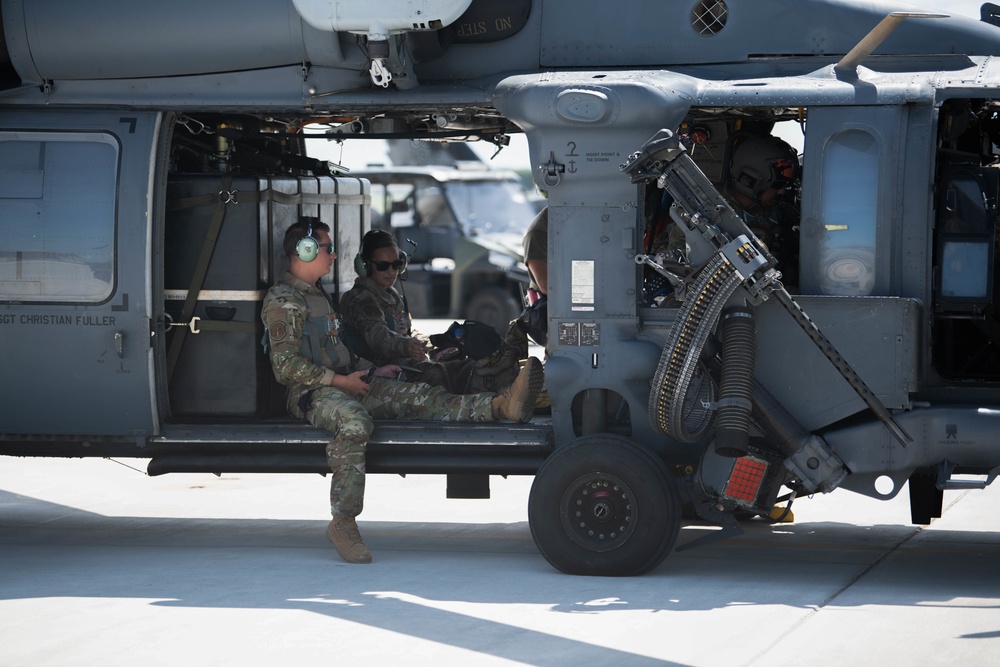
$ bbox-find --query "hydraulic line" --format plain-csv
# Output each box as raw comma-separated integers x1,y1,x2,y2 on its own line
650,253,743,442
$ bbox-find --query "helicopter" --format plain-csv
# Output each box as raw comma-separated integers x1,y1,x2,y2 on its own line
3,0,1000,576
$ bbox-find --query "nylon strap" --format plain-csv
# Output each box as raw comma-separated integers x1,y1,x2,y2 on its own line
166,188,368,211
182,318,258,334
166,173,233,380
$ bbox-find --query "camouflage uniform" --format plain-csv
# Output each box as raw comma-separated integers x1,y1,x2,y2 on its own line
723,185,801,289
262,272,494,518
338,275,414,365
512,207,548,350
339,275,474,393
522,207,548,293
734,201,800,289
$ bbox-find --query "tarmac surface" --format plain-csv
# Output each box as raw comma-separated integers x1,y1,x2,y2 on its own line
4,321,1000,665
2,455,1000,667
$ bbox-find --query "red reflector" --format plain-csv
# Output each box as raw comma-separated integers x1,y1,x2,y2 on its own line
723,456,768,504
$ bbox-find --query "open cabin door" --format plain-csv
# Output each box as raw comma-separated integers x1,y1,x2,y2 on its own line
0,111,159,438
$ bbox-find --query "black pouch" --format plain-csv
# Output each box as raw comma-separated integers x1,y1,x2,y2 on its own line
429,320,503,360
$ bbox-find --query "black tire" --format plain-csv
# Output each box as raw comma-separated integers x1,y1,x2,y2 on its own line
528,435,682,576
465,286,521,335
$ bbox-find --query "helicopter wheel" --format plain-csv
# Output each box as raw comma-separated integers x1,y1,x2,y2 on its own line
528,434,681,576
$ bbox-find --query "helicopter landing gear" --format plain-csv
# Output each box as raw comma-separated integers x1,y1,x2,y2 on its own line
528,434,682,576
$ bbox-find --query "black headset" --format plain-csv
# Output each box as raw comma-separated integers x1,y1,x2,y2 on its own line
295,225,321,263
727,134,798,200
354,229,408,277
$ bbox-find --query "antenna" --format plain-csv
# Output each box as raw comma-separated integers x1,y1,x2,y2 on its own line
835,12,949,77
396,237,419,329
402,237,418,283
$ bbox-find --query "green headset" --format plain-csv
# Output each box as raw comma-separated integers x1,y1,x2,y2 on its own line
295,224,321,262
354,229,408,277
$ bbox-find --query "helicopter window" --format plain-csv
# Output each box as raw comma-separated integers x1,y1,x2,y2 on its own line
815,129,878,296
0,132,117,303
935,168,995,306
940,241,990,298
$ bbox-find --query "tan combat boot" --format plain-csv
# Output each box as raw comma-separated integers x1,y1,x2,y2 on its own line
491,356,543,423
327,515,372,564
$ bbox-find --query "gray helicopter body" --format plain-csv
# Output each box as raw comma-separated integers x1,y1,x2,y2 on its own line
2,0,1000,574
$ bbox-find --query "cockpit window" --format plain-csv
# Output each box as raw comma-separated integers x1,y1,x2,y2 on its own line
0,132,118,303
936,168,995,303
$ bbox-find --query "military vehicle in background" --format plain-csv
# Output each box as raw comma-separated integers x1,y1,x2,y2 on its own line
353,164,534,332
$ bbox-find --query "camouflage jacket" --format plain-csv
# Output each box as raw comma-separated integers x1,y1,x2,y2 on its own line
338,275,416,366
262,272,367,391
523,207,548,292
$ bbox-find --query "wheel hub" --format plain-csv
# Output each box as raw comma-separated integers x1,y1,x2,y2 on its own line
560,472,638,552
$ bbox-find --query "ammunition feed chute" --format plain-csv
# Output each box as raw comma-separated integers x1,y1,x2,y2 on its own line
621,130,780,445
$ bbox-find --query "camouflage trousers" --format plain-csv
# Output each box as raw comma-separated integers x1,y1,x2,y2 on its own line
405,345,521,395
289,378,494,518
403,358,468,394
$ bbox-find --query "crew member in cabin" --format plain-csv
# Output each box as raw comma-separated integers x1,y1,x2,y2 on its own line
338,229,523,394
262,219,543,564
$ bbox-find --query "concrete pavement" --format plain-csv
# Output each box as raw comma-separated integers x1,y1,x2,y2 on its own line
2,455,1000,666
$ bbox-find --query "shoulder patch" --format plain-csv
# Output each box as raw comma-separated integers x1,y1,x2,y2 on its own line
269,321,287,342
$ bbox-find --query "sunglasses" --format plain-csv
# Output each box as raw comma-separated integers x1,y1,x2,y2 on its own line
769,159,797,191
318,243,334,255
372,259,405,272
